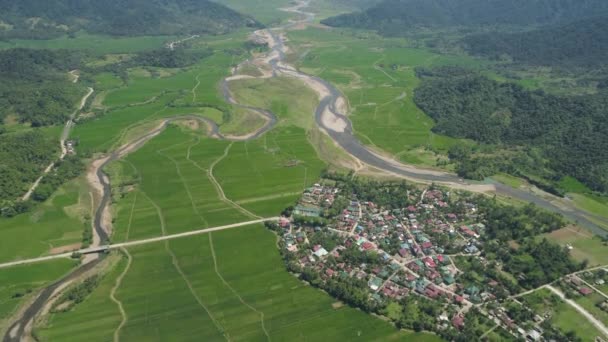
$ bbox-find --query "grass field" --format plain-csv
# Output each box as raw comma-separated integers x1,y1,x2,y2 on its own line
544,227,608,266
0,178,89,264
574,292,608,326
289,27,480,166
229,76,319,130
216,0,292,25
35,225,440,341
0,259,77,334
523,288,604,341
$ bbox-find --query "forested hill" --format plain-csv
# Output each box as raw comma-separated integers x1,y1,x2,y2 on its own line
0,0,259,39
321,0,608,35
0,48,85,127
413,67,608,193
463,16,608,68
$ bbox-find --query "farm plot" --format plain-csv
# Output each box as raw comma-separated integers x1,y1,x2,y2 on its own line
110,126,250,242
38,225,439,341
214,126,326,217
0,178,89,264
289,27,477,165
74,50,242,154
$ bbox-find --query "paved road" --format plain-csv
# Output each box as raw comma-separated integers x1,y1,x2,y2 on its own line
0,218,278,270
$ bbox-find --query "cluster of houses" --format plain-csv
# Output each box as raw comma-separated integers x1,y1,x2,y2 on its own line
278,184,515,324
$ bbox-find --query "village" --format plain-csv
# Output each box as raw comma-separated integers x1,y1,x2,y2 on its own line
269,180,608,341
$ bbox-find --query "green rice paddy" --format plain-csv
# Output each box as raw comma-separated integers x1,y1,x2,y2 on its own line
290,27,482,165
37,226,440,341
0,179,89,263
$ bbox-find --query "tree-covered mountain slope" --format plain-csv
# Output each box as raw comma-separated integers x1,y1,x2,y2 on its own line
321,0,608,35
413,67,608,193
0,0,259,39
463,15,608,68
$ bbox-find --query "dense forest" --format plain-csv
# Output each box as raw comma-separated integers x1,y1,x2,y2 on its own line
321,0,608,36
464,15,608,68
413,67,608,193
0,0,259,39
0,48,85,126
0,131,57,201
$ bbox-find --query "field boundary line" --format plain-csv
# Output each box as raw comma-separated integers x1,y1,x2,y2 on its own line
166,236,229,340
208,233,271,341
110,248,132,342
192,74,201,102
145,180,229,340
234,192,302,205
158,144,210,228
124,192,138,242
203,142,261,219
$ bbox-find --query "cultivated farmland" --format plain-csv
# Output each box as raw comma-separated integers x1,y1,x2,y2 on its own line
36,225,440,341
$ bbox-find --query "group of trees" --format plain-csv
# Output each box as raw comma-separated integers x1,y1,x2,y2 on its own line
0,131,57,201
464,15,608,68
0,48,85,126
52,275,101,313
477,198,565,241
414,67,608,193
499,239,583,289
321,0,608,36
0,0,259,39
0,130,84,217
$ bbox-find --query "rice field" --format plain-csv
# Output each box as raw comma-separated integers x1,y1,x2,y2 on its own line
36,226,440,341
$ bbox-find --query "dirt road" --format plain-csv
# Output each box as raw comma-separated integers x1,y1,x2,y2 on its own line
21,86,94,201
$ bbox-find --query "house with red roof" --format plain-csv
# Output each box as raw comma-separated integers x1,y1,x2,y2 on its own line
452,315,464,330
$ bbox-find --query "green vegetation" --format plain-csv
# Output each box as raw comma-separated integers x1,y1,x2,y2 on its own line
0,0,258,39
43,226,438,341
0,177,90,263
290,27,478,166
0,259,76,331
229,77,319,129
0,48,85,126
0,131,58,203
544,227,608,266
111,126,249,242
414,67,608,194
215,127,326,217
0,34,176,54
36,256,127,342
321,0,608,35
216,0,292,25
522,288,602,341
464,16,608,68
